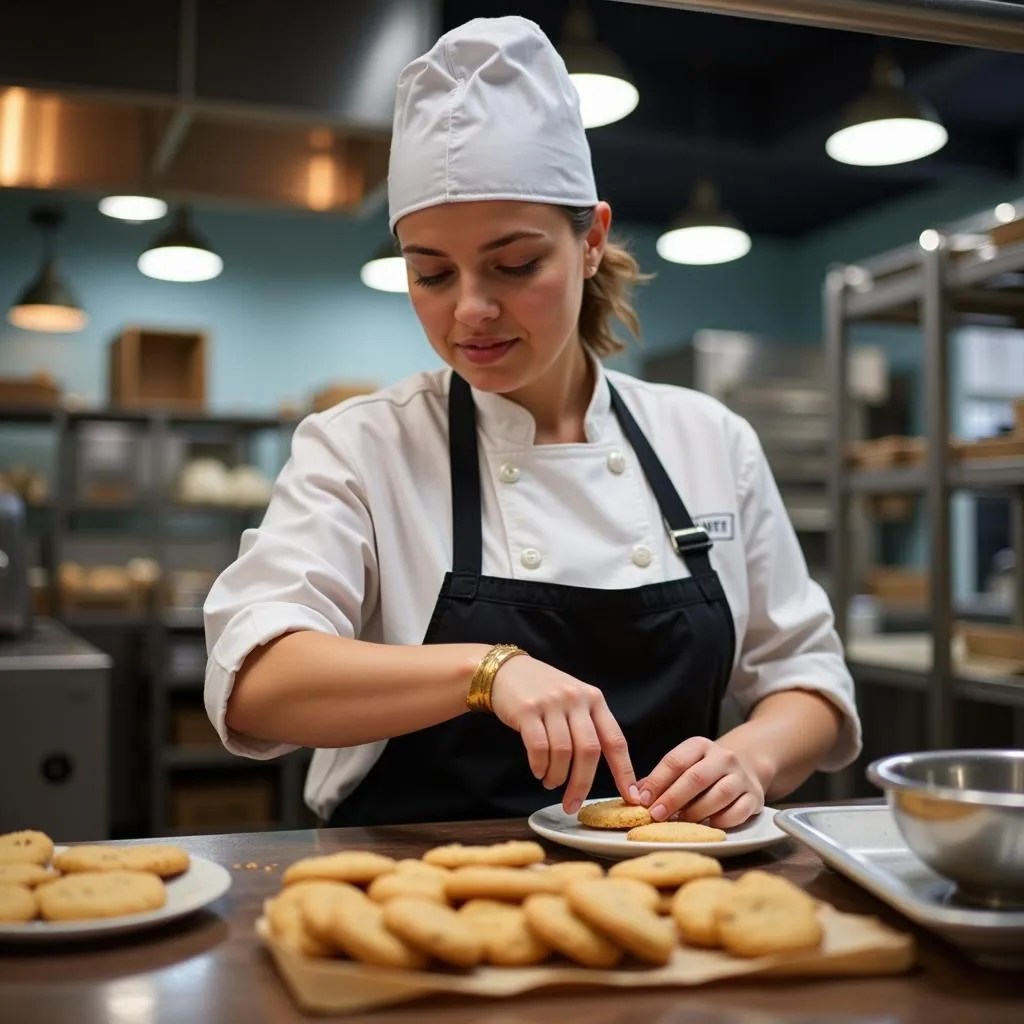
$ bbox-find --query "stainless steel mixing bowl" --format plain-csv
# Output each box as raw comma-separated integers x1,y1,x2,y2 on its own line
867,749,1024,909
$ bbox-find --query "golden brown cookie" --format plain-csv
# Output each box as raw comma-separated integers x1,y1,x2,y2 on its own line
395,859,450,879
523,893,623,968
576,799,652,830
608,851,723,888
626,822,727,843
265,881,341,957
0,863,57,888
457,899,551,966
118,844,191,879
282,851,396,887
445,865,565,903
382,897,483,968
566,876,661,913
37,871,166,921
735,869,817,911
540,861,605,883
566,879,676,965
0,883,38,922
52,846,128,874
423,841,545,869
715,889,822,958
368,870,447,905
0,830,54,866
302,883,427,969
671,877,735,947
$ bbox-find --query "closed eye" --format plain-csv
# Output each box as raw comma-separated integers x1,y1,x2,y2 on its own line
499,259,540,278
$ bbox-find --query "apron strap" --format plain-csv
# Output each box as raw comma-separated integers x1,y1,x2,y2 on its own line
607,382,715,577
449,373,483,579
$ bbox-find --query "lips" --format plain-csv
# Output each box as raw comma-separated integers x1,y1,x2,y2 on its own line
456,336,519,366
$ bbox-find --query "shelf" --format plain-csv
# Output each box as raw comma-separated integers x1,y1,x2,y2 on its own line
848,659,930,692
61,613,151,630
164,675,205,691
0,405,58,424
162,746,249,769
846,457,1024,494
163,609,205,629
845,466,926,493
953,674,1024,708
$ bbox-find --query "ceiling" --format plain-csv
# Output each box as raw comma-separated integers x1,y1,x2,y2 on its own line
0,0,1021,238
441,1,1024,237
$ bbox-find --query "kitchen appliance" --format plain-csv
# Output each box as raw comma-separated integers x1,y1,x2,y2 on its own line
0,493,31,636
0,618,111,840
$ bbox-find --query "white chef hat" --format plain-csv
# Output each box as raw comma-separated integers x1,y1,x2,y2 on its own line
387,15,599,232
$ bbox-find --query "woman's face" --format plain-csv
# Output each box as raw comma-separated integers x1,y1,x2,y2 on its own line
395,200,610,395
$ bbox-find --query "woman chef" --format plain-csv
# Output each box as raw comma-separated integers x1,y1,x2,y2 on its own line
203,16,861,830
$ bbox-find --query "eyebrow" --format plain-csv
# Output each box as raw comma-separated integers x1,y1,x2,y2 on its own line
401,230,545,258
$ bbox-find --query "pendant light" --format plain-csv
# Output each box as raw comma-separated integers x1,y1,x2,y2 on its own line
560,0,638,130
656,181,751,266
360,242,408,293
6,207,88,333
99,195,168,223
138,207,223,282
826,53,948,167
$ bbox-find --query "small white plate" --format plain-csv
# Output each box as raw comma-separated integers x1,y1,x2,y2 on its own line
528,799,788,861
0,848,231,943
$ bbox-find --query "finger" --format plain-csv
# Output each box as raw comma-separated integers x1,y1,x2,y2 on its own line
562,708,601,814
707,792,762,830
677,773,745,824
542,712,573,791
649,752,730,822
591,702,637,802
637,737,710,806
519,714,549,781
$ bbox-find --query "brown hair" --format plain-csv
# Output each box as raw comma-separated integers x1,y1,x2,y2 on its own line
564,206,652,358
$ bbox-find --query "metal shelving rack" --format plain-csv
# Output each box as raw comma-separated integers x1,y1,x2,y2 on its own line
826,198,1024,798
2,404,314,836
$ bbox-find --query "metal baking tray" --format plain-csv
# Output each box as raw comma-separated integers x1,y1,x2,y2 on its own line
774,804,1024,970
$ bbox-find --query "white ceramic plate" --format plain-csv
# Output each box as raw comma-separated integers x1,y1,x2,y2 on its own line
528,799,788,861
0,848,231,943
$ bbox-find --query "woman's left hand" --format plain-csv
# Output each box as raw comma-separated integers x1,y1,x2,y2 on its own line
632,737,770,829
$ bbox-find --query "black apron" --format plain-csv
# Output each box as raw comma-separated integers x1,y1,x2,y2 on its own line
330,373,736,827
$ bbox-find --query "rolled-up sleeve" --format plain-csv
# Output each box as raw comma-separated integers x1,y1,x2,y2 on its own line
727,421,862,772
203,410,378,759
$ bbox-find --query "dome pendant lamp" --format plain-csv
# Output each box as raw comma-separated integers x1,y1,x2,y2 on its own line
7,207,89,333
138,207,223,282
826,53,948,167
656,181,751,266
560,0,638,129
360,242,408,293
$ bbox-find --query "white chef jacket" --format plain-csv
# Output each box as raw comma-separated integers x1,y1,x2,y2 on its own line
203,359,861,821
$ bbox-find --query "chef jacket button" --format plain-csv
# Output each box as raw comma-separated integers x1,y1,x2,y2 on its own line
520,547,543,570
607,450,626,475
499,463,520,484
631,544,653,569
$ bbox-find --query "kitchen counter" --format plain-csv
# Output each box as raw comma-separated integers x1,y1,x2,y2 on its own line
0,813,1021,1024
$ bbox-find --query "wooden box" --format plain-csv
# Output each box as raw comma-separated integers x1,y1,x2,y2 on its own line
170,778,275,831
0,372,60,407
109,328,206,411
310,382,377,413
990,217,1024,249
961,624,1024,665
170,707,220,747
865,567,928,606
845,436,926,470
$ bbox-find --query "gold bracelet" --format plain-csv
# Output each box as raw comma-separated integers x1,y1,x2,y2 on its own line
466,644,527,713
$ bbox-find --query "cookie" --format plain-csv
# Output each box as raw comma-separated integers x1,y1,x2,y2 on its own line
566,879,676,965
577,799,652,830
282,851,396,887
265,881,340,957
523,893,623,968
539,861,604,883
0,883,38,923
37,871,166,921
445,865,565,903
382,897,483,968
715,889,822,958
736,869,817,911
608,851,723,888
566,877,661,913
395,859,450,879
300,882,426,969
368,870,447,905
53,846,129,874
457,899,551,966
671,877,735,947
423,841,545,869
626,822,727,843
0,863,57,888
118,845,190,879
0,830,54,866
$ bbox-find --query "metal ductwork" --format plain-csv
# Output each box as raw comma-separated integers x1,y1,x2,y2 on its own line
0,0,440,216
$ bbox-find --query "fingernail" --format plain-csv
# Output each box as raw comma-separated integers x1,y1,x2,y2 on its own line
628,785,640,803
640,789,652,806
566,799,581,814
651,804,668,821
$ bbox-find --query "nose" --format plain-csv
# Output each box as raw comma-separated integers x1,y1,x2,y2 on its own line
453,275,499,328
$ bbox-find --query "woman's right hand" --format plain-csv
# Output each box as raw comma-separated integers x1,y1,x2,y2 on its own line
489,654,638,815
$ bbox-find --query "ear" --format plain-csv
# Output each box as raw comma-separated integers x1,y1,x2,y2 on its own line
583,202,612,277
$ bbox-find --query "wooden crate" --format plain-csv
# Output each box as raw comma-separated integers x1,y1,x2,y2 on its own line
170,778,275,831
990,217,1024,249
961,624,1024,664
0,372,60,407
865,567,928,606
845,436,926,470
109,328,206,411
170,707,220,747
310,382,377,413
